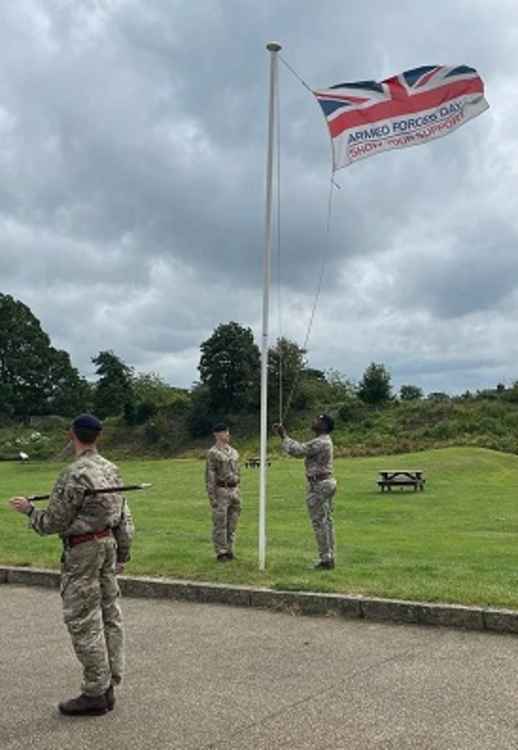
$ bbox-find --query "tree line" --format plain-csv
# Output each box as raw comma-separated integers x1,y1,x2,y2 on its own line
2,293,516,438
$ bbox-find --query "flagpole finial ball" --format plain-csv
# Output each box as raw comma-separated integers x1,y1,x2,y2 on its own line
266,42,282,52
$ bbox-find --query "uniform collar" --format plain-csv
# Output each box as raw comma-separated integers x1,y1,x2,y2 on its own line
75,446,98,458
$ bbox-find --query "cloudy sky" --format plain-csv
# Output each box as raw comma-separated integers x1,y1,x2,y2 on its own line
1,0,517,394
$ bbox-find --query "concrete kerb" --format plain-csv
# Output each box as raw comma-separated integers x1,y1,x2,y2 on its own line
483,609,518,635
0,565,516,635
3,566,59,590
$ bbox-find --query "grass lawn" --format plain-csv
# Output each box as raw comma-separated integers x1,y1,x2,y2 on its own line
1,446,518,609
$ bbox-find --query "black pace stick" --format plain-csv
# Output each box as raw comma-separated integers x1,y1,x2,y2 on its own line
27,483,153,502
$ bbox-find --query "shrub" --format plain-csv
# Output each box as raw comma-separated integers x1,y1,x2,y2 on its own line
338,397,369,422
399,384,424,401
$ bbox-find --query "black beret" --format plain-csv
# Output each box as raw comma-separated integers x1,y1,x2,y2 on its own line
72,414,103,433
319,414,335,432
213,422,228,433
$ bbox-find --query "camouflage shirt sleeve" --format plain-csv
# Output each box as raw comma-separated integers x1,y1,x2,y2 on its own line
234,449,241,484
206,451,217,500
281,436,321,459
112,498,135,563
30,467,86,536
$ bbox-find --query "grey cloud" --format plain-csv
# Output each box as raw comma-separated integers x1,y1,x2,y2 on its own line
0,0,517,393
379,220,518,319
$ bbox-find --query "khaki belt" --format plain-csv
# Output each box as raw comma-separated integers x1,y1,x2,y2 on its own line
307,473,332,482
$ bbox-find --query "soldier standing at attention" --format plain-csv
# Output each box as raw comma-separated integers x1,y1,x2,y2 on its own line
206,423,241,562
8,414,134,717
273,414,337,569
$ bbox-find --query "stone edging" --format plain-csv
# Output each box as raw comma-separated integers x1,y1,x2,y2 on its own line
1,565,517,635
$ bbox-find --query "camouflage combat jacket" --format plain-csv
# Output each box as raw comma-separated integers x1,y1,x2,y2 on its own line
282,434,334,479
206,445,240,500
30,448,135,563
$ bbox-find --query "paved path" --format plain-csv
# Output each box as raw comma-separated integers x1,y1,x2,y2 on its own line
2,584,518,749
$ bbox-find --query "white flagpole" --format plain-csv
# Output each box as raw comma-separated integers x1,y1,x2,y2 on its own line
259,41,282,571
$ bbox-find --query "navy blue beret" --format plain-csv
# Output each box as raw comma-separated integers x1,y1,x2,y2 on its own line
213,423,228,433
72,414,103,432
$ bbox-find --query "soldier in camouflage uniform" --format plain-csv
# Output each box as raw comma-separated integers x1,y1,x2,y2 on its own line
205,423,241,562
9,414,134,716
274,414,337,569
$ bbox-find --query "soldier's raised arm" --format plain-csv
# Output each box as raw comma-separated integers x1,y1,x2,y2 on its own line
272,423,320,459
281,435,322,459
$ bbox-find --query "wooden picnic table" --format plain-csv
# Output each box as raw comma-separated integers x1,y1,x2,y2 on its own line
245,457,271,469
378,470,425,492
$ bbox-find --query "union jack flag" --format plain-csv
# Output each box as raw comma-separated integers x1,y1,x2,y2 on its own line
314,65,489,170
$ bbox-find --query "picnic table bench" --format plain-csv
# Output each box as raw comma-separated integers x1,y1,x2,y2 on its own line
245,457,271,469
378,470,425,492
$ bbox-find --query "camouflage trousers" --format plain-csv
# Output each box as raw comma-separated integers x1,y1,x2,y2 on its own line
210,487,241,556
306,478,337,563
60,536,124,697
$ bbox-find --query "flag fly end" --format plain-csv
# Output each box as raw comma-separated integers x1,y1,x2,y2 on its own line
314,64,488,170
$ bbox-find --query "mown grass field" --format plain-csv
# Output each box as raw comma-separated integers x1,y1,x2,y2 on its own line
2,446,518,608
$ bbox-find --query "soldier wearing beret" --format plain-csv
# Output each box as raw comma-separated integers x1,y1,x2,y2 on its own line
9,414,134,716
273,414,337,569
205,423,241,562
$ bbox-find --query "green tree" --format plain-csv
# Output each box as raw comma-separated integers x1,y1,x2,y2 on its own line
399,384,424,401
0,293,89,419
132,373,180,407
358,362,393,405
189,383,219,437
48,350,93,416
125,373,190,425
268,337,307,415
92,350,134,419
324,369,357,401
427,392,450,401
304,368,326,382
198,322,260,412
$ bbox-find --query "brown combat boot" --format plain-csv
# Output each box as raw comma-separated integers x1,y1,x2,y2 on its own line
58,693,108,716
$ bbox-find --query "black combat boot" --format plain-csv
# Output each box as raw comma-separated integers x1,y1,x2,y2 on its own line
313,560,335,570
105,684,115,711
59,693,108,716
217,553,230,562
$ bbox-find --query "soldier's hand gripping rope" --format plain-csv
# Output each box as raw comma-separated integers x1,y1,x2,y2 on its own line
272,423,287,439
